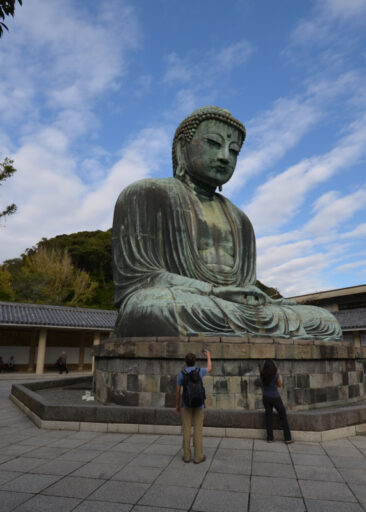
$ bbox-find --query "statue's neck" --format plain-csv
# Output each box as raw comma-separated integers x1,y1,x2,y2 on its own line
178,174,217,200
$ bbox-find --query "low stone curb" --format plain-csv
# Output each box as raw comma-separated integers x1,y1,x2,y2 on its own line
10,376,366,441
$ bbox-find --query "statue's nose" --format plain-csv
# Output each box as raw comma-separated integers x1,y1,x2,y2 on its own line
218,145,229,163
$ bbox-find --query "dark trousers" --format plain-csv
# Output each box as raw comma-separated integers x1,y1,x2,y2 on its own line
58,364,68,374
263,395,291,441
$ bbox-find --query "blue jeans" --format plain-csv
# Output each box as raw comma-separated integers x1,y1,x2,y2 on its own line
263,395,291,442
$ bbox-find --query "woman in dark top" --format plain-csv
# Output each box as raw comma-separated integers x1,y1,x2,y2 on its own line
260,359,292,443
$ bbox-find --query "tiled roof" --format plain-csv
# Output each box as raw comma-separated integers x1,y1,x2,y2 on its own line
1,301,364,332
0,301,117,330
333,308,366,330
290,284,366,302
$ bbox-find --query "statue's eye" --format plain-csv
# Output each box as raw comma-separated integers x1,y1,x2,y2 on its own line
230,144,240,155
205,138,221,148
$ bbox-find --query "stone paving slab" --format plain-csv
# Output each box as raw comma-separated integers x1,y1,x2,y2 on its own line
0,473,61,493
155,465,206,488
299,479,357,502
11,494,81,512
201,472,249,492
331,456,366,469
294,464,344,482
89,480,150,504
339,468,366,485
42,475,106,499
0,470,22,485
56,448,101,462
291,452,335,466
249,494,306,512
72,461,121,479
252,461,296,478
74,502,132,512
0,457,46,473
251,475,301,497
348,483,366,505
139,483,197,509
132,507,179,512
305,499,365,512
111,466,162,484
252,449,291,464
192,488,248,512
210,457,252,475
31,458,85,476
0,490,34,512
288,442,326,454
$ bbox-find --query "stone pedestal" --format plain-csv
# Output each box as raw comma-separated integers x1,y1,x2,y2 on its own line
93,336,366,411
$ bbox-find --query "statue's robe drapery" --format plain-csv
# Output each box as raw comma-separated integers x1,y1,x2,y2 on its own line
112,178,342,339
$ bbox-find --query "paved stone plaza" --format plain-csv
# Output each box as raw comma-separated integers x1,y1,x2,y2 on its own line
1,377,366,511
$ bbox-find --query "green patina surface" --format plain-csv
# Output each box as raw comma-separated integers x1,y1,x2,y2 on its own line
112,106,342,340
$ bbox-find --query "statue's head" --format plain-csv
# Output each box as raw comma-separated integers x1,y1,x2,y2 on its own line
172,106,246,188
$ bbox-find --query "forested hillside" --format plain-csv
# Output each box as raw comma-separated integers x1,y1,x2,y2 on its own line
0,229,281,308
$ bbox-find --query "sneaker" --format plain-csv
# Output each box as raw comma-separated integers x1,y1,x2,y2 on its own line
285,440,294,444
267,439,274,443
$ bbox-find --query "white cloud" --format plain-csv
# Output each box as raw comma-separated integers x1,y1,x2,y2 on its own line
335,259,366,271
304,188,366,235
287,0,366,66
0,0,145,262
258,251,333,296
341,222,366,238
225,98,320,194
215,41,253,69
323,0,366,21
163,40,254,87
0,0,139,129
244,116,366,234
162,40,254,115
0,126,169,262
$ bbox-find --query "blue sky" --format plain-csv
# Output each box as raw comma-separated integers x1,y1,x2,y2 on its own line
0,0,365,296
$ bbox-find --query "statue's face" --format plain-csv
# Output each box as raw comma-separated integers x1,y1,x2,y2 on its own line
183,119,241,187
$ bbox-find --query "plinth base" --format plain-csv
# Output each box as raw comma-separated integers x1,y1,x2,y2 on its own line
93,336,366,411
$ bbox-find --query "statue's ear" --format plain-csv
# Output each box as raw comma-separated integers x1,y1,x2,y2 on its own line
175,137,187,178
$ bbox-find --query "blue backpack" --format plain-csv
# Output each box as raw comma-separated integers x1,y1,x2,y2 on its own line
182,368,206,407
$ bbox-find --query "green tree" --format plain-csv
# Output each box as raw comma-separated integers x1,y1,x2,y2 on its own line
6,247,98,306
256,280,282,299
0,0,22,38
36,229,114,309
0,157,17,219
0,267,15,301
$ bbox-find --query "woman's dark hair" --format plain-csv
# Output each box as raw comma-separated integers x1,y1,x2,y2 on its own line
185,353,196,366
260,359,277,386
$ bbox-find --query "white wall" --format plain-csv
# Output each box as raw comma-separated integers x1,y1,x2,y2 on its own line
0,346,29,364
41,346,80,365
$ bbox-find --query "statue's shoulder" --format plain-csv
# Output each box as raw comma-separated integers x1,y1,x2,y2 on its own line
115,178,175,204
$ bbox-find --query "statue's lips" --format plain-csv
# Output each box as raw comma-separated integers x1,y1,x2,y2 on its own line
215,166,230,173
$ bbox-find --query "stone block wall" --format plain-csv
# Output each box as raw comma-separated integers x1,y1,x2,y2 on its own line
93,336,366,411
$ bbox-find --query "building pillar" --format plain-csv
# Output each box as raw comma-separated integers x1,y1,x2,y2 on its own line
78,333,86,371
35,328,47,375
91,331,101,373
27,331,37,372
353,330,361,357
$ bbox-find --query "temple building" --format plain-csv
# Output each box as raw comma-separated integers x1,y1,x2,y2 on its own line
290,284,366,346
0,301,116,373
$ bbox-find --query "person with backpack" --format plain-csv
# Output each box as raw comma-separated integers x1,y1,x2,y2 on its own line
260,359,292,444
176,350,212,464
